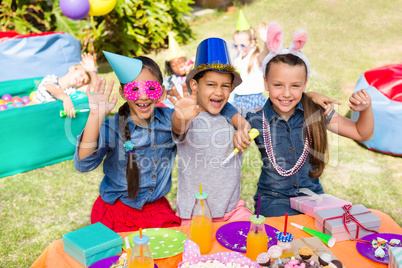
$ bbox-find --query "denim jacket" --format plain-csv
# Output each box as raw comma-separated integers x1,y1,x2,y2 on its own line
74,107,176,210
243,100,334,198
74,104,239,210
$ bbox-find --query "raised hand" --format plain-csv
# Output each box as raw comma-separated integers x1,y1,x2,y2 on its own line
348,89,372,112
168,82,201,123
257,23,268,42
80,53,96,72
87,79,118,118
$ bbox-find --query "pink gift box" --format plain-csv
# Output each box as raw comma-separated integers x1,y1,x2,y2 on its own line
290,193,351,217
314,204,381,242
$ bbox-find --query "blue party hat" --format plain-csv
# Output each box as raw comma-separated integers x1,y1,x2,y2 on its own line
103,51,143,84
186,38,242,88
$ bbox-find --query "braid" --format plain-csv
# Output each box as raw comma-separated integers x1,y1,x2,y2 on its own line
118,102,140,201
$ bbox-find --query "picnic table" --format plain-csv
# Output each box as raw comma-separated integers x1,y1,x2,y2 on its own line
32,209,401,268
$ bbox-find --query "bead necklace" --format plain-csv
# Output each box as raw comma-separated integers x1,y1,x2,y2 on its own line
262,112,311,177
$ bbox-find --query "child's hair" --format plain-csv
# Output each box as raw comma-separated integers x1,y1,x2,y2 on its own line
265,54,328,178
164,60,174,76
233,28,260,74
192,70,234,83
118,56,163,201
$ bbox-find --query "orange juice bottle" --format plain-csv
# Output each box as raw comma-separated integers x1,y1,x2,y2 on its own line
129,234,154,268
276,232,294,258
246,215,268,261
190,190,212,254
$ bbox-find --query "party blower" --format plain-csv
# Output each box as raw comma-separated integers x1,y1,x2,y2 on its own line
291,222,336,248
59,109,89,117
222,128,259,165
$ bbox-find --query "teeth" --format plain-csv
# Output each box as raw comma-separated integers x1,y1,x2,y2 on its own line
137,103,150,107
281,100,291,103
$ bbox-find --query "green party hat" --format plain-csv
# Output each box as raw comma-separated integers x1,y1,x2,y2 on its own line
236,9,251,31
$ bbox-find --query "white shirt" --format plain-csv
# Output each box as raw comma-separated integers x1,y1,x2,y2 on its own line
233,47,265,95
33,74,76,103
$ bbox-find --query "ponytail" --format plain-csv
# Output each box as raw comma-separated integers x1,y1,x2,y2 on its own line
301,93,328,177
118,102,140,201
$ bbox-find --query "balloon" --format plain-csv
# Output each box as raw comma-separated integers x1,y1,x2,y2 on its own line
0,104,7,111
88,0,117,16
1,94,12,101
60,0,90,20
0,100,4,105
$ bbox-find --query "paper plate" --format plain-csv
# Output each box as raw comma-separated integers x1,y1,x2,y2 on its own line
216,221,279,253
356,233,402,264
89,255,158,268
123,228,188,259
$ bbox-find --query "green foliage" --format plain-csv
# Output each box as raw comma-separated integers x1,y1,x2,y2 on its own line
0,0,194,58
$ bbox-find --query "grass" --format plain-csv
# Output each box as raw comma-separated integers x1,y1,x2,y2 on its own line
1,0,402,267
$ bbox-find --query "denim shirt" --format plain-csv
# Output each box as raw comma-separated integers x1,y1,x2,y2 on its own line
74,104,238,210
244,99,334,198
74,107,176,210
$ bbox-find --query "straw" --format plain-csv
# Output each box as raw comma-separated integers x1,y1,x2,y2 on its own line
256,196,261,218
199,184,205,218
139,228,144,261
284,213,288,236
124,236,132,266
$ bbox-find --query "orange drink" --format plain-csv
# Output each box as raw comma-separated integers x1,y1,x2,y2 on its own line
129,257,154,268
246,230,268,261
191,215,212,254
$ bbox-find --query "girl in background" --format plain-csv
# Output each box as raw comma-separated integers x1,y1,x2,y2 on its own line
162,32,194,108
230,10,269,109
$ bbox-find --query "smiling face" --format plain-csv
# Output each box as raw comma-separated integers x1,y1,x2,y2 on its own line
264,62,307,121
233,31,255,59
120,68,164,126
170,57,187,76
190,71,234,114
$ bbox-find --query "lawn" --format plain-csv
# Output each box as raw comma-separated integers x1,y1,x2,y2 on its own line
1,0,402,267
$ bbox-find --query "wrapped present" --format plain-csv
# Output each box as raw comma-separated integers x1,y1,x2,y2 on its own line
62,222,122,267
290,188,351,217
314,204,381,242
389,247,402,268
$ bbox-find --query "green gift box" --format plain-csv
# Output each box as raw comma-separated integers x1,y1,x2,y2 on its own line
62,222,122,267
389,247,402,268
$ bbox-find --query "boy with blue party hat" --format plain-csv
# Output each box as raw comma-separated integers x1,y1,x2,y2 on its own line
169,37,253,224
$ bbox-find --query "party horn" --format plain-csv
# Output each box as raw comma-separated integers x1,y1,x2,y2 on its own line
222,128,259,165
59,109,90,117
291,222,336,247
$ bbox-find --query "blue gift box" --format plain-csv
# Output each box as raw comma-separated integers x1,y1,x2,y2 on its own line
62,222,122,267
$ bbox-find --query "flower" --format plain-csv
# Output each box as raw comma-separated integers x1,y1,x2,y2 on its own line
124,141,134,152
